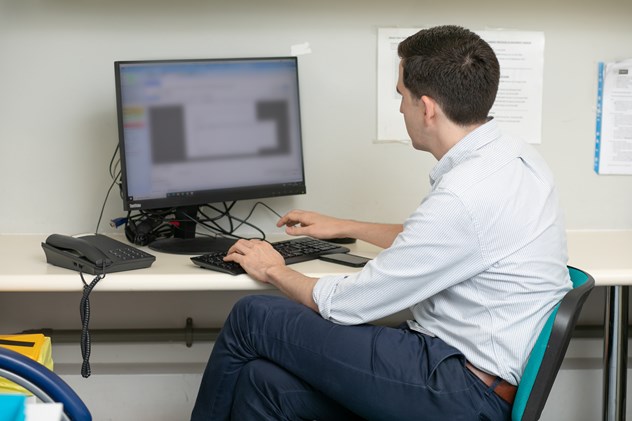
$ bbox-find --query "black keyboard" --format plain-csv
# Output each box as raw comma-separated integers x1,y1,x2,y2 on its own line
191,237,351,275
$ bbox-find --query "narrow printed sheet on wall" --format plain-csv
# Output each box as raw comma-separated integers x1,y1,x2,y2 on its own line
376,28,545,144
594,59,632,175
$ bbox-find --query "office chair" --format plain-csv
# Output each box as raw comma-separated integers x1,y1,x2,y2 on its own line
0,346,92,421
512,265,595,421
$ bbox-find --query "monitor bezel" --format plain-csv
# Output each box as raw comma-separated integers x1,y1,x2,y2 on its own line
114,56,306,213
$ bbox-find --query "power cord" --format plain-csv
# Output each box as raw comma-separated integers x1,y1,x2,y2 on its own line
195,201,283,241
95,144,122,234
95,173,121,235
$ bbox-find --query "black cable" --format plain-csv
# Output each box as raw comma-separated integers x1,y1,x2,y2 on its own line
258,201,283,219
95,170,121,234
125,208,176,245
83,144,117,376
124,200,284,246
96,143,122,234
196,205,248,239
196,205,235,238
108,144,120,180
79,270,106,378
195,201,282,240
224,213,266,240
232,201,283,232
219,201,281,239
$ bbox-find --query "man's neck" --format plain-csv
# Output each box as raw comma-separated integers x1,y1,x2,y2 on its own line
433,121,485,160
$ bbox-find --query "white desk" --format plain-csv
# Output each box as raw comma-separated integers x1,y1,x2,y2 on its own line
0,234,379,292
2,230,632,420
566,230,632,421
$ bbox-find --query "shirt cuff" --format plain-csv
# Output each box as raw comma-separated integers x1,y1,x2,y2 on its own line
312,275,347,320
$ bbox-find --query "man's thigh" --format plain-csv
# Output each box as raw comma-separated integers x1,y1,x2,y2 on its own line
232,359,365,420
226,295,482,420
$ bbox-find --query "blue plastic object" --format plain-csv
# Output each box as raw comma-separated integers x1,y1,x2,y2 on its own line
0,394,25,421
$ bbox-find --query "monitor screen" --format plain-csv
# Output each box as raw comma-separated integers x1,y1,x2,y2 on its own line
114,57,306,253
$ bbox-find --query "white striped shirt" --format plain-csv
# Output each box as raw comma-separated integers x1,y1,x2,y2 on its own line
313,119,571,385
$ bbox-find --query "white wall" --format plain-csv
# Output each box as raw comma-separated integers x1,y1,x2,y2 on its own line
2,1,632,419
1,0,632,236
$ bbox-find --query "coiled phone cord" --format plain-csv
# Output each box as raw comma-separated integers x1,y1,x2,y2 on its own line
79,270,105,378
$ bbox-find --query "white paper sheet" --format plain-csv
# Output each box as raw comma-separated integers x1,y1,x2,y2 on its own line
594,59,632,174
26,402,63,421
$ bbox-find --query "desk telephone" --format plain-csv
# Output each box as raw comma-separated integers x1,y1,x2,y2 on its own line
42,234,155,275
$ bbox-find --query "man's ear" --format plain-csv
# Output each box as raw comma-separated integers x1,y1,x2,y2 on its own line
420,95,436,121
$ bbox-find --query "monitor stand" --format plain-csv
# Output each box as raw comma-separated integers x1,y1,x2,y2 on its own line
147,206,237,255
148,236,236,255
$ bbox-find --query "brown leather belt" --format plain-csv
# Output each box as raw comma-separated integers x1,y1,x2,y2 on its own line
466,362,516,405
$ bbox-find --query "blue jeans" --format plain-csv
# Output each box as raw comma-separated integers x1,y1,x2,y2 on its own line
191,295,511,420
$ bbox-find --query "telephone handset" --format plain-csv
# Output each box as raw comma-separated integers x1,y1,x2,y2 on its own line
42,234,156,275
45,234,113,267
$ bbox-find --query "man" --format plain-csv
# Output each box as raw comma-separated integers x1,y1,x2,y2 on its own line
191,25,571,421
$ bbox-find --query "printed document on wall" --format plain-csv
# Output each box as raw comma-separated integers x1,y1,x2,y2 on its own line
594,59,632,175
377,28,545,144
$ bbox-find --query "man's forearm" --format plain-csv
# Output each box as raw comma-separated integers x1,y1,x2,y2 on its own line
265,265,320,312
345,221,403,249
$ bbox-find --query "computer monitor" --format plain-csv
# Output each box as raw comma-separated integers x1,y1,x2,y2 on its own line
114,57,306,254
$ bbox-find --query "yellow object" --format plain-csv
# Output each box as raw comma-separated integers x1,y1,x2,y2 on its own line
0,334,54,395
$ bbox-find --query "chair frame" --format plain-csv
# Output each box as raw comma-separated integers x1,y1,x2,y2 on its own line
0,346,92,421
512,265,595,421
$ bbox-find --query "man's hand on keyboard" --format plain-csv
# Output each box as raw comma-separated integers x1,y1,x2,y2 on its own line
224,239,286,283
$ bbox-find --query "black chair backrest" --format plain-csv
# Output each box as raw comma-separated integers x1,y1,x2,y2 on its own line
512,266,595,421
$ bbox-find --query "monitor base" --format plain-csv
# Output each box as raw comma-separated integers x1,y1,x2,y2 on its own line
148,236,237,255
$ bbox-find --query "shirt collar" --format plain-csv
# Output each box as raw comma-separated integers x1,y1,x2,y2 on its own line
429,118,501,186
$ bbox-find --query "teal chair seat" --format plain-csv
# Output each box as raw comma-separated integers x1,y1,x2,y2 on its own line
512,266,595,421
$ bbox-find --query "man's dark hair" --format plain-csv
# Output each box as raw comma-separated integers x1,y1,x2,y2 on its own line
397,25,500,126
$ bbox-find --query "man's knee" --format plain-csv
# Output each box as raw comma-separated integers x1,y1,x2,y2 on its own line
226,294,318,343
231,294,279,318
231,360,295,419
231,294,307,320
238,359,282,393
